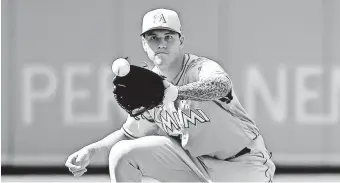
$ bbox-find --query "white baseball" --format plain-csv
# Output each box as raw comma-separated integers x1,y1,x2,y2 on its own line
111,58,130,76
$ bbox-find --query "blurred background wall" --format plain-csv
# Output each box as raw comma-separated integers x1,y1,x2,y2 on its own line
2,0,340,169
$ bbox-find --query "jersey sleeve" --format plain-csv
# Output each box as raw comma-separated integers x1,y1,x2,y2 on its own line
197,59,229,80
121,112,159,139
186,57,229,82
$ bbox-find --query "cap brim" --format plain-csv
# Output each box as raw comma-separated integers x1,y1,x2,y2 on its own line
140,27,181,36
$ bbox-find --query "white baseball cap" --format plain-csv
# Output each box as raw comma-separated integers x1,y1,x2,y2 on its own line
141,9,182,35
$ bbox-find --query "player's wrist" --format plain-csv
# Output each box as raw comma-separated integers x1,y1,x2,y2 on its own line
85,142,105,157
163,80,179,104
165,84,179,102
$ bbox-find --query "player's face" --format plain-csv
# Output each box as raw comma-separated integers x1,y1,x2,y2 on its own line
142,29,184,66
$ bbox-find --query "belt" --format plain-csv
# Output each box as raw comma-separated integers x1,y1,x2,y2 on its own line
224,147,251,161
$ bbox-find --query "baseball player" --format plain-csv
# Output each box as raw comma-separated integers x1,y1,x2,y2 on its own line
65,8,276,182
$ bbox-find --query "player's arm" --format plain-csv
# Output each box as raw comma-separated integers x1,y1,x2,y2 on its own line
177,60,232,101
84,128,129,156
84,113,159,155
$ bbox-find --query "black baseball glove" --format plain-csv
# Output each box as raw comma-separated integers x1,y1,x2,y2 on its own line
112,65,166,117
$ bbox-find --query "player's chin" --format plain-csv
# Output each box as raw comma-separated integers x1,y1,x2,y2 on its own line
153,57,165,65
154,55,170,64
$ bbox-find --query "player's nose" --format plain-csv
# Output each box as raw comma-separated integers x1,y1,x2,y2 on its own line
158,39,167,49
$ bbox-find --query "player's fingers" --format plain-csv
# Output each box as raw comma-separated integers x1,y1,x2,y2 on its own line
68,166,83,172
74,168,87,176
65,157,82,170
69,165,86,173
73,168,87,177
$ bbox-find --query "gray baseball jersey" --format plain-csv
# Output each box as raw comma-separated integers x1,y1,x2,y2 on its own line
122,53,260,159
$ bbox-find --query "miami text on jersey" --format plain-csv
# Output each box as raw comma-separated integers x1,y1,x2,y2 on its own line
153,107,211,134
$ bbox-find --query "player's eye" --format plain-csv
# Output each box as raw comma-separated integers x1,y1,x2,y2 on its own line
149,36,157,41
165,35,173,41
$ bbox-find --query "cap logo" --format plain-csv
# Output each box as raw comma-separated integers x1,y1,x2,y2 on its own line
153,13,167,24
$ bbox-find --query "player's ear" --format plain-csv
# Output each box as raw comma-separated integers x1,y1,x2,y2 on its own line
179,34,185,48
141,36,148,52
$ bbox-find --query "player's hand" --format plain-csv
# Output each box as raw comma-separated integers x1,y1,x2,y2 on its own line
162,80,179,104
65,148,91,177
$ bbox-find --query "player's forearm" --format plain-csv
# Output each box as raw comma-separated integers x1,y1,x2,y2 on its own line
177,75,231,101
86,129,129,156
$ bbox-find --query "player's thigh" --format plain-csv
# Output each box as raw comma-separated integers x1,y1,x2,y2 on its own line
110,135,202,182
111,136,190,170
202,152,275,182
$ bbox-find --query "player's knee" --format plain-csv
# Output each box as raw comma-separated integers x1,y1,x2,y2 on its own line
108,140,142,181
109,140,132,165
108,140,144,168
